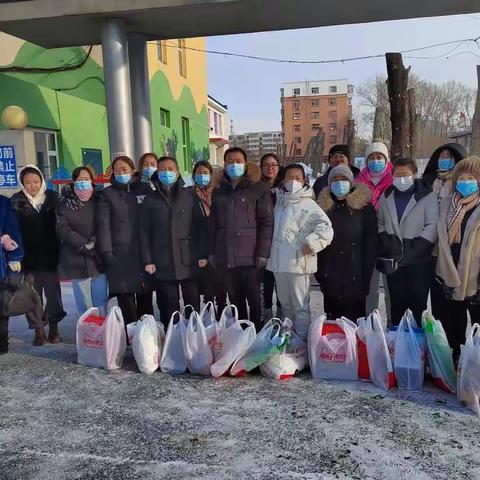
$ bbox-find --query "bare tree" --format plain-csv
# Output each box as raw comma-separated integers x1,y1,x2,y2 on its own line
471,65,480,156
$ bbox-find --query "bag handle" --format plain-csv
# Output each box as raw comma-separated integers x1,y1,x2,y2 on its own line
466,323,480,347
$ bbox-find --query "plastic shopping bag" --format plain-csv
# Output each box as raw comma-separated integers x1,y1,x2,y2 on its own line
127,318,165,347
394,310,425,391
357,317,370,381
76,306,126,370
131,315,164,374
260,328,307,380
421,310,456,393
184,311,214,376
200,301,218,353
210,305,256,378
457,324,480,415
365,310,396,391
308,315,358,381
160,311,188,374
230,318,289,376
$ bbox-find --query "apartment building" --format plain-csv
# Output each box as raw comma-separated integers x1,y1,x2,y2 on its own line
229,130,284,164
208,95,229,166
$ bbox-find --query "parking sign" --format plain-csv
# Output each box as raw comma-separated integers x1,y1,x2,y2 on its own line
0,146,18,188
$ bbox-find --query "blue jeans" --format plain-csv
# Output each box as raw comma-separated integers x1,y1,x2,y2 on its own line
72,274,108,317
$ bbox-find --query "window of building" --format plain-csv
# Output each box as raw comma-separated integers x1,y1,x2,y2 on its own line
329,86,338,93
311,87,319,94
178,39,187,78
328,111,337,119
294,124,301,132
181,117,191,171
311,124,320,131
156,40,167,64
293,112,301,120
214,112,220,135
294,148,302,156
330,135,338,144
329,123,337,130
329,98,337,106
294,136,301,144
293,88,301,95
311,99,320,107
160,108,171,128
294,100,300,110
310,111,320,119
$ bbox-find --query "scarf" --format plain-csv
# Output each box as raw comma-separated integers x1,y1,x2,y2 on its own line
20,177,46,212
195,185,213,217
74,186,93,202
447,192,480,245
59,185,90,211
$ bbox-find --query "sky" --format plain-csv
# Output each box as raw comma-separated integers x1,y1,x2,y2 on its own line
206,13,480,136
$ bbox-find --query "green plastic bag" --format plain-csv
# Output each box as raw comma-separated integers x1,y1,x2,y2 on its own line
421,310,456,393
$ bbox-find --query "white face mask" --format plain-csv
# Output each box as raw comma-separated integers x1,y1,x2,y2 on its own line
393,176,414,192
284,180,303,193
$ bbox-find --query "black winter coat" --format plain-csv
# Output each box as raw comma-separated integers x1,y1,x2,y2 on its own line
422,142,467,187
209,169,274,268
312,165,360,198
139,174,205,282
11,190,59,272
96,179,143,294
315,184,378,300
56,185,102,279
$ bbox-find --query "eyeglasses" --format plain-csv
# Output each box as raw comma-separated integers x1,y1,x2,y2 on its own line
263,163,279,169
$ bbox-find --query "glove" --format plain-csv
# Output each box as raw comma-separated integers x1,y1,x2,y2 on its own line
84,241,95,251
102,252,117,266
1,234,18,252
255,257,268,269
8,261,21,272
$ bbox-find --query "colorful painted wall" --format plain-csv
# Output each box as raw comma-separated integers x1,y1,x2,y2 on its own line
0,32,209,175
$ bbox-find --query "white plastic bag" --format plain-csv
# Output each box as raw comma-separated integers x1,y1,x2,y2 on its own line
231,318,289,376
210,305,256,378
127,318,165,348
200,301,218,353
185,311,214,376
131,315,164,374
160,311,188,374
260,328,307,380
308,315,358,381
76,306,126,370
457,324,480,415
394,310,425,391
365,310,396,391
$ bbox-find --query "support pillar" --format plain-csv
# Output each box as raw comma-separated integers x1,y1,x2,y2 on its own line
101,19,134,161
128,33,153,160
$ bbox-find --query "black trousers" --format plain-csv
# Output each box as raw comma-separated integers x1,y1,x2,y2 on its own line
198,265,227,318
156,279,199,328
386,261,434,326
116,291,153,325
226,267,263,330
0,316,8,337
263,269,281,310
323,295,366,323
430,279,479,358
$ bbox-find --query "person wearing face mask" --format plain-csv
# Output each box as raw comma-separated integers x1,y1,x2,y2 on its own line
97,155,152,326
11,165,66,346
312,144,360,197
377,157,439,325
131,152,158,201
316,165,377,321
434,157,480,364
266,164,332,338
140,156,206,327
209,147,273,330
57,166,108,316
192,160,227,318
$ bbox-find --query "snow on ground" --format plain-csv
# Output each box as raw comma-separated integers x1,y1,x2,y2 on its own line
1,284,479,480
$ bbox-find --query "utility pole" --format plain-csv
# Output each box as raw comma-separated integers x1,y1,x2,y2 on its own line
471,65,480,156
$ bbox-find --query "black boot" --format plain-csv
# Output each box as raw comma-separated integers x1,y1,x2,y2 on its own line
0,334,8,355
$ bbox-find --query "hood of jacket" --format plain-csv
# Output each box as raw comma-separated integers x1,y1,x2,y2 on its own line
17,164,47,210
317,183,372,212
276,185,314,205
423,142,468,186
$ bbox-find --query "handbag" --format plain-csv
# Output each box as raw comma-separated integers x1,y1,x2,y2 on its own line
0,272,43,320
375,257,398,276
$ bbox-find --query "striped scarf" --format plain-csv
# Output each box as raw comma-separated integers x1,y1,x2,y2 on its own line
447,192,480,245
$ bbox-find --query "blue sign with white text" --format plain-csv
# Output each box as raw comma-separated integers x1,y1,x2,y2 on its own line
0,146,18,188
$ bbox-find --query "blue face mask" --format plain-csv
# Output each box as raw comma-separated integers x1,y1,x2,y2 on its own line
74,180,92,191
115,173,131,184
226,163,245,179
331,180,351,198
456,179,479,197
438,158,455,171
142,166,157,179
158,170,177,187
194,173,211,187
368,159,386,174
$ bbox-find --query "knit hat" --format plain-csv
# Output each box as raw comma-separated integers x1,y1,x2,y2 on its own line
328,164,354,186
328,144,350,160
365,142,390,162
451,156,480,190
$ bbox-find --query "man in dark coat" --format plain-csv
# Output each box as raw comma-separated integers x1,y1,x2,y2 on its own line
209,147,274,330
140,156,206,327
312,144,360,197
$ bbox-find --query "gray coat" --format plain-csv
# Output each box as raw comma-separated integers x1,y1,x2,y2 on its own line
377,180,439,266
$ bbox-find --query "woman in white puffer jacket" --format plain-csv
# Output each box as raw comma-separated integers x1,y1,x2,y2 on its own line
267,163,333,338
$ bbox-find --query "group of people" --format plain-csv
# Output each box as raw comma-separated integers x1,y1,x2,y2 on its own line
0,141,478,367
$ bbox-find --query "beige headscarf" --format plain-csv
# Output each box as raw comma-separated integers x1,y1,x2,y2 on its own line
18,164,46,211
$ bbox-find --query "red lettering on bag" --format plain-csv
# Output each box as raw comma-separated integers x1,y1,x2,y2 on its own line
83,336,104,348
319,347,346,363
